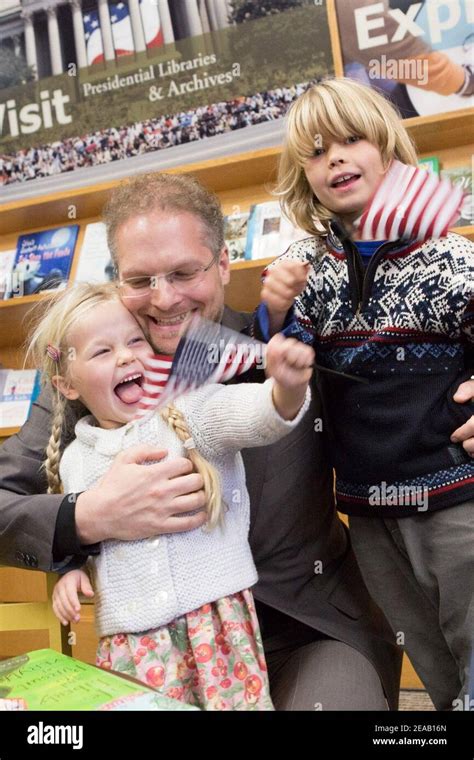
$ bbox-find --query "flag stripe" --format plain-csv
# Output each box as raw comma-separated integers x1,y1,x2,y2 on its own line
356,160,464,242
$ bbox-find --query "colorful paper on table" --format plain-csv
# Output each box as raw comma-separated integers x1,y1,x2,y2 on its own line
356,160,465,242
0,649,198,711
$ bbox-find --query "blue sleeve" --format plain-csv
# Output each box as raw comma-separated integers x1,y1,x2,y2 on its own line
254,302,314,345
254,302,299,342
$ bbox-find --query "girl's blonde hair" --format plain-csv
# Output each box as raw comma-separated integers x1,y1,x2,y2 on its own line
26,282,223,528
275,77,418,235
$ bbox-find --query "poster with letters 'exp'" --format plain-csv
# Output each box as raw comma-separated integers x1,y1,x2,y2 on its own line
335,0,474,118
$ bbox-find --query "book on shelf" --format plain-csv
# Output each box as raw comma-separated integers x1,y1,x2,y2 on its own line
73,222,115,284
5,225,79,300
0,649,199,711
0,249,16,300
440,166,473,228
224,212,250,262
418,157,440,176
245,202,307,261
0,369,41,429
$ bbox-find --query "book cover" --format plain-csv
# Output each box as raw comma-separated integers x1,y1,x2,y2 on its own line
245,202,307,260
74,222,115,284
245,202,282,261
418,157,440,177
440,166,473,227
0,369,41,429
0,249,16,300
224,212,250,263
6,226,79,299
0,649,199,711
278,214,308,254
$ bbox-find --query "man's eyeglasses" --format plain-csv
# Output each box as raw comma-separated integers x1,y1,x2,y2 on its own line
118,254,219,299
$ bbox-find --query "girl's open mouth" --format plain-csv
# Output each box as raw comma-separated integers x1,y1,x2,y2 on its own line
114,373,143,404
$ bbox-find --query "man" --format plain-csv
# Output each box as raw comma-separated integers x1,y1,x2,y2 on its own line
2,173,474,710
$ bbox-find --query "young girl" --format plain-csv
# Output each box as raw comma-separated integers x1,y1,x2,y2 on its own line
28,282,313,711
257,77,474,711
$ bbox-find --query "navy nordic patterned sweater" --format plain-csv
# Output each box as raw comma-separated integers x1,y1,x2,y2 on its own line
256,225,474,517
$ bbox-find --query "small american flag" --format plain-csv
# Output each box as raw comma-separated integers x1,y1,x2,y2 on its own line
356,159,465,242
136,317,261,418
137,354,173,417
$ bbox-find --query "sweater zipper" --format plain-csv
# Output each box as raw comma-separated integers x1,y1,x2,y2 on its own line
328,220,408,316
347,239,406,316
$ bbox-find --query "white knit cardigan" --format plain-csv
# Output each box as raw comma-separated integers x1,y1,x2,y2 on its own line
59,379,311,636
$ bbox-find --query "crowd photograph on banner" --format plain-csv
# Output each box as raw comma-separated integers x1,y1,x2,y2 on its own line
0,0,473,752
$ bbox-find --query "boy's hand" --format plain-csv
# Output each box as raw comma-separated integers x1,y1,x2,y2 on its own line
261,261,310,333
52,569,94,626
266,333,314,420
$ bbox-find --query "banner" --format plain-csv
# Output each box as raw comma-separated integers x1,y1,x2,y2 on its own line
0,1,333,186
335,0,474,118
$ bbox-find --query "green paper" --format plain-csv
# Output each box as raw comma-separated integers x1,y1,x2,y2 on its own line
0,649,198,711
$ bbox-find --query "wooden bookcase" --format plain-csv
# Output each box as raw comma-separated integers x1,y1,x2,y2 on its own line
1,107,473,374
0,0,472,688
1,111,473,689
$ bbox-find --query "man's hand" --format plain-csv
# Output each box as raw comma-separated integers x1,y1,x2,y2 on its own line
451,379,474,456
261,260,310,334
75,445,207,544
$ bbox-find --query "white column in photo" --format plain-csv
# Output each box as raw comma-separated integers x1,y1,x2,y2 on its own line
224,0,233,21
128,0,146,53
46,5,63,75
204,0,218,31
184,0,204,37
97,0,116,61
21,10,38,79
198,0,211,33
213,0,230,28
156,0,175,44
69,0,88,69
12,34,22,58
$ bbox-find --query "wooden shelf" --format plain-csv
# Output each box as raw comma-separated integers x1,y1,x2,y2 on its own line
404,108,474,154
0,427,20,440
452,225,474,242
0,147,281,238
230,257,275,271
0,293,53,351
1,107,472,237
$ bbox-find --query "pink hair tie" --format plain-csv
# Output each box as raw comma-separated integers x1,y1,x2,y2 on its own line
46,344,62,363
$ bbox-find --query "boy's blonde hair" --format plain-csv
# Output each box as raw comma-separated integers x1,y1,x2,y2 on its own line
27,282,223,528
276,77,418,235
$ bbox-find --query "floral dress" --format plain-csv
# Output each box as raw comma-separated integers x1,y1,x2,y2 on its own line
96,589,274,711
